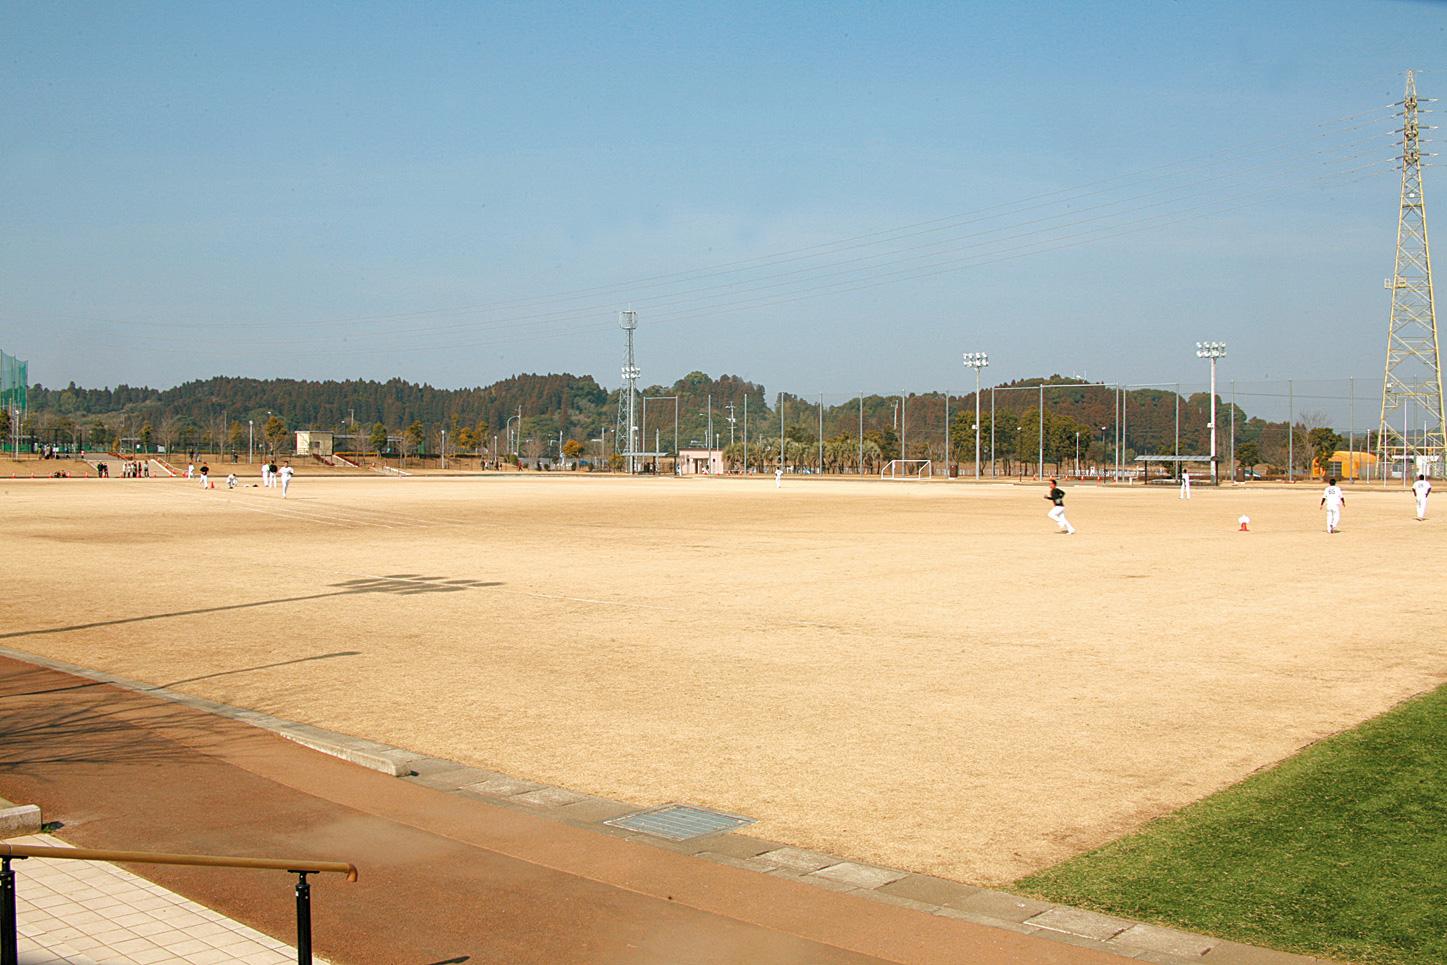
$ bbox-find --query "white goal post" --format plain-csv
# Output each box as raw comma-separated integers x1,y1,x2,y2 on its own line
882,459,933,480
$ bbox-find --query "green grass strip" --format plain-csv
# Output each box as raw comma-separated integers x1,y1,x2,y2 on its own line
1016,684,1447,965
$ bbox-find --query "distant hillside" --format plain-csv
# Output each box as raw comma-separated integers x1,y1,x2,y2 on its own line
17,371,1306,471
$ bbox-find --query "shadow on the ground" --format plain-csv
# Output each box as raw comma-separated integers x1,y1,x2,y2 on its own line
0,698,222,771
0,575,501,642
1,651,365,699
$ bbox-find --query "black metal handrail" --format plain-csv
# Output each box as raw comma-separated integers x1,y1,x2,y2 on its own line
0,842,357,965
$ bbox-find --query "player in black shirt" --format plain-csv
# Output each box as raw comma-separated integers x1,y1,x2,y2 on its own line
1044,478,1075,534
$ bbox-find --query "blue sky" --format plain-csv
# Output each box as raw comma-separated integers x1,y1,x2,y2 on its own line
2,0,1445,396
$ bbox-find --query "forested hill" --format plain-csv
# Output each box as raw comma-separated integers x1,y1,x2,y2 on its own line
27,374,610,433
21,371,1313,471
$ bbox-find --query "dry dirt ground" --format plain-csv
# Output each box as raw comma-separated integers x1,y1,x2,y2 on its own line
2,474,1443,885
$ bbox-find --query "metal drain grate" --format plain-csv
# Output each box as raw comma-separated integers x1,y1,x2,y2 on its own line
605,804,754,841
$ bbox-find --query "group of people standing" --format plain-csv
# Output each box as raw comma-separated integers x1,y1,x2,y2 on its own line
1041,473,1432,536
182,458,294,496
261,459,295,496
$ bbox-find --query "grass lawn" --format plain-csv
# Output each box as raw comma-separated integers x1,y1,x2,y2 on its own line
1016,684,1447,965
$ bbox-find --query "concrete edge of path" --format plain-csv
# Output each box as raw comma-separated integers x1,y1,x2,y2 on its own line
0,642,1335,965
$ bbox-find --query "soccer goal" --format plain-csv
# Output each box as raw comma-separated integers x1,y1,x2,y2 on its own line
882,459,933,480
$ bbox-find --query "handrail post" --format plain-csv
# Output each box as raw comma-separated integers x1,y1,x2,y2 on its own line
293,871,312,965
2,856,20,965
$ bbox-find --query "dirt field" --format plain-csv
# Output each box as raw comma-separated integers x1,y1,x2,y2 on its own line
1,474,1443,884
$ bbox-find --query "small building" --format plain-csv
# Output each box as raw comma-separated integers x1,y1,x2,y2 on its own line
678,447,724,475
1313,450,1377,480
295,430,334,457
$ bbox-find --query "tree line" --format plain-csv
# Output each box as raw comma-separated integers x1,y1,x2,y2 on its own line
13,371,1344,473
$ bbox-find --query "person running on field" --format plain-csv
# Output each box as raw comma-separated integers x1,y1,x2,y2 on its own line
279,461,294,498
1412,474,1432,520
1045,478,1075,534
1320,477,1345,534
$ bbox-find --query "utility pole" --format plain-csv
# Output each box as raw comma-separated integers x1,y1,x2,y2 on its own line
707,394,714,451
818,393,824,473
1379,69,1444,480
743,396,748,473
963,353,989,479
725,402,737,449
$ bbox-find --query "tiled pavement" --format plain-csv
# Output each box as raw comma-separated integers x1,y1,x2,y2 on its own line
6,835,313,965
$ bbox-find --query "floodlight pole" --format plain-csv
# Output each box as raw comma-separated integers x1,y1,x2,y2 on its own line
248,420,253,465
963,353,989,480
1195,342,1226,485
818,393,824,473
1037,383,1044,479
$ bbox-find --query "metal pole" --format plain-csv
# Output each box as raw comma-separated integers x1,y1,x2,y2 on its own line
743,395,748,474
858,393,863,475
2,856,18,965
900,392,907,463
974,368,982,480
1122,385,1129,482
944,391,950,477
819,392,824,473
673,397,679,472
1208,359,1218,485
294,872,312,965
1230,381,1236,481
1349,377,1355,482
707,394,713,452
248,421,253,464
1037,383,1044,479
1288,379,1294,482
1174,382,1181,479
990,387,996,478
779,393,785,472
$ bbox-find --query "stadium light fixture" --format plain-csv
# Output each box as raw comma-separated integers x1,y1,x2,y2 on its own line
963,353,989,480
1195,342,1227,485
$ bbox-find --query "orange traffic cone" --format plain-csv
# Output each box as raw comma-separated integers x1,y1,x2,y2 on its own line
1238,515,1250,532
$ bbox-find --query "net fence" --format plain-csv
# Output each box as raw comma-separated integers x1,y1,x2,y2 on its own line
707,378,1431,481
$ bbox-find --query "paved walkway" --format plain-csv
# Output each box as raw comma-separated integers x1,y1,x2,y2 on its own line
0,655,1140,964
6,834,307,964
0,654,1327,964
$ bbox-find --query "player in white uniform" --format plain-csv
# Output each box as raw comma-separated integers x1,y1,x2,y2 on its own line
775,467,783,489
1412,474,1432,520
1320,477,1345,534
185,463,194,479
1045,478,1076,534
1179,470,1191,500
279,462,294,497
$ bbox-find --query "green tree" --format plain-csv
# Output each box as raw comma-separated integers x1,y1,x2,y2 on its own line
368,422,389,456
139,423,153,452
1308,427,1344,473
1236,439,1261,474
562,438,584,461
262,415,288,454
404,421,425,458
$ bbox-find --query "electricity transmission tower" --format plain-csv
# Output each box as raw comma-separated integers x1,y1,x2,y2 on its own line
615,310,640,473
1378,70,1444,478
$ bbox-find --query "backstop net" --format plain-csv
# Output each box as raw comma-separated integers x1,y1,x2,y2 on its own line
2,349,27,455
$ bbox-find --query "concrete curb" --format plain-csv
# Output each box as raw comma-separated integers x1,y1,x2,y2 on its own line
0,804,43,838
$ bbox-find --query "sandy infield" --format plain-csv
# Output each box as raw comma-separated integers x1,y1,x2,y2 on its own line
1,473,1443,884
